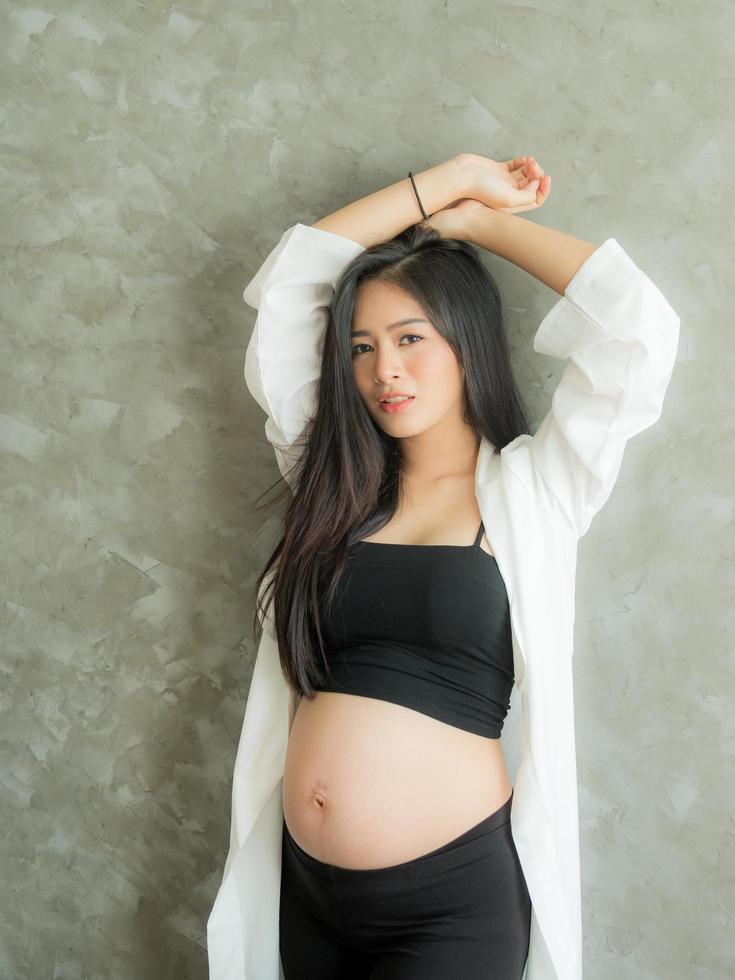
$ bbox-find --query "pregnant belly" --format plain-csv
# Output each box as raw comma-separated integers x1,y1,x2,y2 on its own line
282,690,513,870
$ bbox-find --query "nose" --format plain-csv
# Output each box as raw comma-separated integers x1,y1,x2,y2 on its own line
372,346,404,384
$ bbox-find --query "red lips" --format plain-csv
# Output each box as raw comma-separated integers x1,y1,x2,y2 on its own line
378,391,414,403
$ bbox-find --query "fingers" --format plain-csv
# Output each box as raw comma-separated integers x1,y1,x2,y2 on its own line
499,154,550,195
505,155,541,173
522,174,551,205
518,161,551,201
504,156,530,172
502,172,552,214
537,174,551,201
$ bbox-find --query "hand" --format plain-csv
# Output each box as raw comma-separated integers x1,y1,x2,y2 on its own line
456,152,552,214
419,153,551,242
419,198,492,243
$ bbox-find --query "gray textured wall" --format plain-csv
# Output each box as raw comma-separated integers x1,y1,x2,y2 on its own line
2,1,731,978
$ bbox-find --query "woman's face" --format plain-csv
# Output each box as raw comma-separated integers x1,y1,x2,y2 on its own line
351,279,465,436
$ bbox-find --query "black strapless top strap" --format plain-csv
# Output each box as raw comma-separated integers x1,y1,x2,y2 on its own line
473,519,485,548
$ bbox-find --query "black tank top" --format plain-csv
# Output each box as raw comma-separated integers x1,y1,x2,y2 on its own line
315,520,514,739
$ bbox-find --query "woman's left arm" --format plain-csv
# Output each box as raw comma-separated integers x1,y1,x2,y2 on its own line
470,208,681,540
467,207,599,296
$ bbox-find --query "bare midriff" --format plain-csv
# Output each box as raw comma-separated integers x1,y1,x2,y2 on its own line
282,690,513,870
283,472,513,871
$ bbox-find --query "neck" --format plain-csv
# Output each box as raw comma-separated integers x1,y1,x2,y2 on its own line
399,420,480,487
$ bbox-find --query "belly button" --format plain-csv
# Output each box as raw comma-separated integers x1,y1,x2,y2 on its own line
311,782,328,809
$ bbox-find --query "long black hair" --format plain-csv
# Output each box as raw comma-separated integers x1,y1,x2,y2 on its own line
251,222,533,701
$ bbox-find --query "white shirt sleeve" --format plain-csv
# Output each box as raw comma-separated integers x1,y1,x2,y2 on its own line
242,223,366,489
528,237,681,539
242,224,680,538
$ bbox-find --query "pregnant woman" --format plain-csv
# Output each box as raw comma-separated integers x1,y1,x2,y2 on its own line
208,152,680,980
280,160,548,980
276,157,545,979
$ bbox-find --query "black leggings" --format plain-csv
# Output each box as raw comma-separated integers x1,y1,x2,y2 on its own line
279,790,531,979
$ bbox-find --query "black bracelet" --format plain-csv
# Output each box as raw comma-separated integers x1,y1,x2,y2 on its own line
408,171,430,220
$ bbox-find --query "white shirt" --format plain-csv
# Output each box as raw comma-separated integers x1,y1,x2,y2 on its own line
206,222,680,980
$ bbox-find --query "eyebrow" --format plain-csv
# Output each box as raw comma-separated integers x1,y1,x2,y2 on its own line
350,317,428,338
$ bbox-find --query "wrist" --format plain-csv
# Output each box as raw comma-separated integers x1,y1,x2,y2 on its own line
467,206,506,249
413,157,467,217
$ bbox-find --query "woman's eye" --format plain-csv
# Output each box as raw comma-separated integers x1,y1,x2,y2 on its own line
351,334,423,357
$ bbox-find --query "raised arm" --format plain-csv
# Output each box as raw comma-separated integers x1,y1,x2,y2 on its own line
468,209,681,539
311,157,465,246
467,206,599,295
243,159,473,489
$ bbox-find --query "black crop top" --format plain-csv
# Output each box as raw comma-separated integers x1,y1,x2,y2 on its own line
315,520,514,739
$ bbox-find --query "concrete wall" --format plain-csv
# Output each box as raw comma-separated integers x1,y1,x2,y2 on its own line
2,1,730,978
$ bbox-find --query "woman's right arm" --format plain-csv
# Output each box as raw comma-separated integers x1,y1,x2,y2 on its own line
311,157,468,248
243,159,465,483
242,222,365,490
243,159,470,489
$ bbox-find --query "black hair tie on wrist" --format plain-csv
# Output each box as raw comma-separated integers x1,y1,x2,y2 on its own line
408,171,430,220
